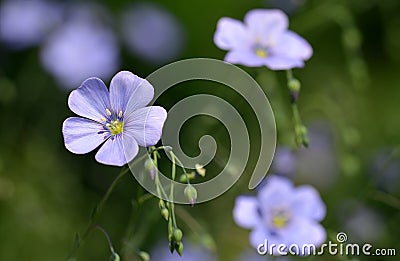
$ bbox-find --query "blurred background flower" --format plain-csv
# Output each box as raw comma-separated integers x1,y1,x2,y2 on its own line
295,121,339,190
339,200,387,243
0,0,62,49
120,2,186,65
1,0,400,260
40,3,120,89
233,175,326,255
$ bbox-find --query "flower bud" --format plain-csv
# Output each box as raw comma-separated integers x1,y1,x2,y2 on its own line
161,208,169,221
158,199,165,210
184,185,197,206
173,228,183,242
144,158,156,180
138,251,150,261
176,242,184,256
288,78,301,103
288,78,301,92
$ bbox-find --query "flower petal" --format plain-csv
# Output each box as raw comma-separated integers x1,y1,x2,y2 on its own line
264,56,304,70
274,31,313,60
124,106,167,147
214,17,251,50
62,117,108,154
244,9,288,44
95,134,139,166
283,218,326,253
249,225,267,249
109,71,154,114
291,185,326,221
68,77,111,122
257,175,294,206
225,49,267,67
233,196,260,229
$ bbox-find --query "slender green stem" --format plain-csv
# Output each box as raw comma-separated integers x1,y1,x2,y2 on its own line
286,70,309,147
95,225,117,254
169,152,177,228
67,153,147,260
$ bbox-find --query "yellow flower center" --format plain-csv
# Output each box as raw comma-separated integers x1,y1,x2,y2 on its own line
255,48,268,58
106,119,124,135
271,208,291,229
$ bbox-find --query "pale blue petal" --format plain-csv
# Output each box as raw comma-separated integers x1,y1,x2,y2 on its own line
68,77,111,122
124,106,167,147
291,185,326,221
283,218,326,252
249,225,267,249
273,31,313,60
244,9,288,44
95,134,138,166
214,17,251,50
109,71,154,115
62,117,108,154
258,175,294,207
225,50,266,67
233,196,260,229
264,56,304,70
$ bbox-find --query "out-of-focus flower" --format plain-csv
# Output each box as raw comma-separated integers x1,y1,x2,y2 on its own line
296,121,339,190
339,201,386,243
369,148,400,196
150,241,216,261
40,7,120,89
214,9,312,70
0,0,61,49
233,175,326,255
62,71,167,166
120,2,185,65
271,147,297,175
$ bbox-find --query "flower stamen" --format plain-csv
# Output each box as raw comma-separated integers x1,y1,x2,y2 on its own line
106,108,112,116
255,47,268,58
106,119,124,136
271,207,291,229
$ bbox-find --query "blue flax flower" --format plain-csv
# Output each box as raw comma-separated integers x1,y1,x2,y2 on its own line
214,9,312,70
62,71,167,166
233,175,326,255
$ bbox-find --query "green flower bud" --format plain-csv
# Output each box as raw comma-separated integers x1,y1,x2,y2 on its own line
138,251,150,261
288,78,301,93
184,185,197,206
161,208,169,221
176,242,184,256
158,199,165,210
173,228,183,242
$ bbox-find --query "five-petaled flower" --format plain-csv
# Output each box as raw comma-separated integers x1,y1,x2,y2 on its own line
62,71,167,166
214,9,312,70
233,175,326,255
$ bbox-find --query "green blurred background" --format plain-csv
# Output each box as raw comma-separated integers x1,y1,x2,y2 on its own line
0,0,399,260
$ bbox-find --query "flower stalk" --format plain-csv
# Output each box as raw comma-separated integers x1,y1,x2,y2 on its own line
286,69,309,147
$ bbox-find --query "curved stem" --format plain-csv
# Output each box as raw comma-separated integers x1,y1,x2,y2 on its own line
67,154,147,260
